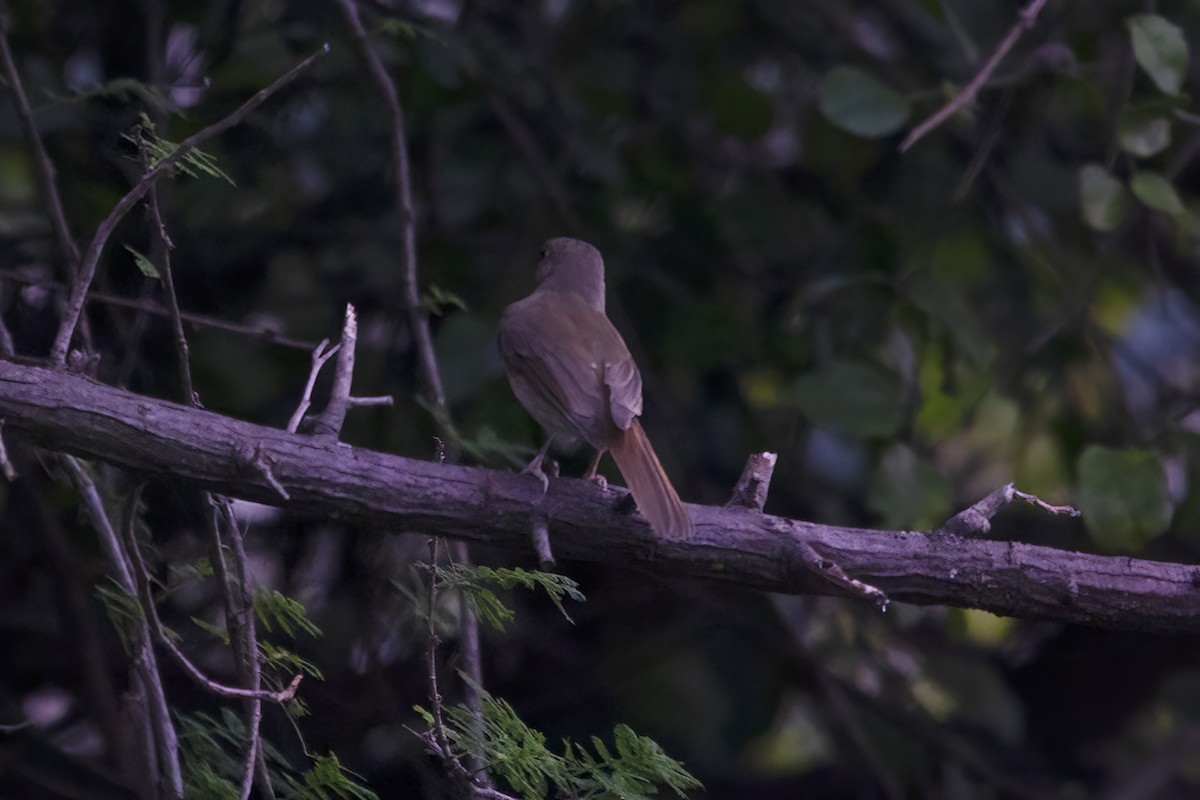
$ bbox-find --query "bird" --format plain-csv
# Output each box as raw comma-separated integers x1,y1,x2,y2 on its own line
498,237,693,541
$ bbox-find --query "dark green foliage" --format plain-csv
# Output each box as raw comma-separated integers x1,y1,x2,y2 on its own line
429,563,585,631
418,688,701,800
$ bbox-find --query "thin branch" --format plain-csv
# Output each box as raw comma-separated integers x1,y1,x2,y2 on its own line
486,92,583,233
60,455,184,797
312,304,357,439
899,0,1049,153
49,44,329,365
0,17,82,276
424,538,474,787
333,0,447,417
287,339,338,433
120,486,303,702
450,540,492,788
219,500,272,800
145,167,196,404
0,419,15,480
1,266,319,349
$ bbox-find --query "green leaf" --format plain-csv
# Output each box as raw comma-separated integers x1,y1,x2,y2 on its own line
1126,14,1189,96
124,244,161,279
428,564,586,631
819,66,910,138
790,361,905,438
1118,108,1172,158
422,283,468,316
1078,164,1130,231
253,590,322,639
1130,170,1185,216
95,580,145,655
1077,445,1170,550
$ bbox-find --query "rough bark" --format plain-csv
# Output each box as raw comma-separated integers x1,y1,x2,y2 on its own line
1,358,1197,632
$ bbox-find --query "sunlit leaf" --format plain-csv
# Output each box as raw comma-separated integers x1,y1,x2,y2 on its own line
1077,445,1170,550
124,244,161,279
1118,108,1172,158
1126,14,1188,95
1078,164,1129,231
819,66,910,138
1130,170,1185,216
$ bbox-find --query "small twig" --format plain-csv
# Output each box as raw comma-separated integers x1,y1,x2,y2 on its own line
312,304,357,439
49,43,329,365
333,0,447,418
61,455,183,797
218,500,272,800
725,451,777,512
0,19,82,276
240,441,290,501
0,266,320,350
142,146,197,405
487,93,583,233
530,512,554,569
942,483,1079,538
0,17,95,355
450,540,493,788
0,316,12,357
424,538,473,784
287,338,338,433
0,719,32,734
794,538,890,611
350,395,394,407
899,0,1049,153
120,486,303,702
0,419,16,480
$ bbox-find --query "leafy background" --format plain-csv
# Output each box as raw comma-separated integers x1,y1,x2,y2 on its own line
2,0,1200,797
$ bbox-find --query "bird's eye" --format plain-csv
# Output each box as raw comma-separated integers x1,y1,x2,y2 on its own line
539,247,548,259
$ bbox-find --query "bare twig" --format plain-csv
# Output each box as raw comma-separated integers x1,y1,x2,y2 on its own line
219,500,273,800
120,484,303,702
899,0,1049,153
726,452,777,512
146,168,196,404
350,394,394,407
0,310,13,357
424,539,472,783
49,44,330,365
0,419,15,480
61,455,183,797
0,18,82,276
487,93,582,233
287,338,338,433
0,266,320,349
333,0,446,418
450,540,493,787
942,483,1078,538
529,512,554,568
312,304,358,439
793,537,890,611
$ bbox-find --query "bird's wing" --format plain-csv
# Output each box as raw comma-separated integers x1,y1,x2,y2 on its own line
499,293,637,447
603,354,642,432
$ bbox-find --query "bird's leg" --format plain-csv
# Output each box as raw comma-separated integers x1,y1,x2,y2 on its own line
583,449,608,491
521,438,553,497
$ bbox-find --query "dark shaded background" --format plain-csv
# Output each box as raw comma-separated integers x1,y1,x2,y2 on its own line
2,0,1200,797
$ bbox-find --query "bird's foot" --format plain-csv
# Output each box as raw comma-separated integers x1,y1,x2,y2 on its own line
584,471,608,491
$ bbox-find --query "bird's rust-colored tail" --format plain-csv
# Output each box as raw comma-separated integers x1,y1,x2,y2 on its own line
608,419,692,541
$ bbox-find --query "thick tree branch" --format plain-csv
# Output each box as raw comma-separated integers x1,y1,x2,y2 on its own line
1,358,1197,633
